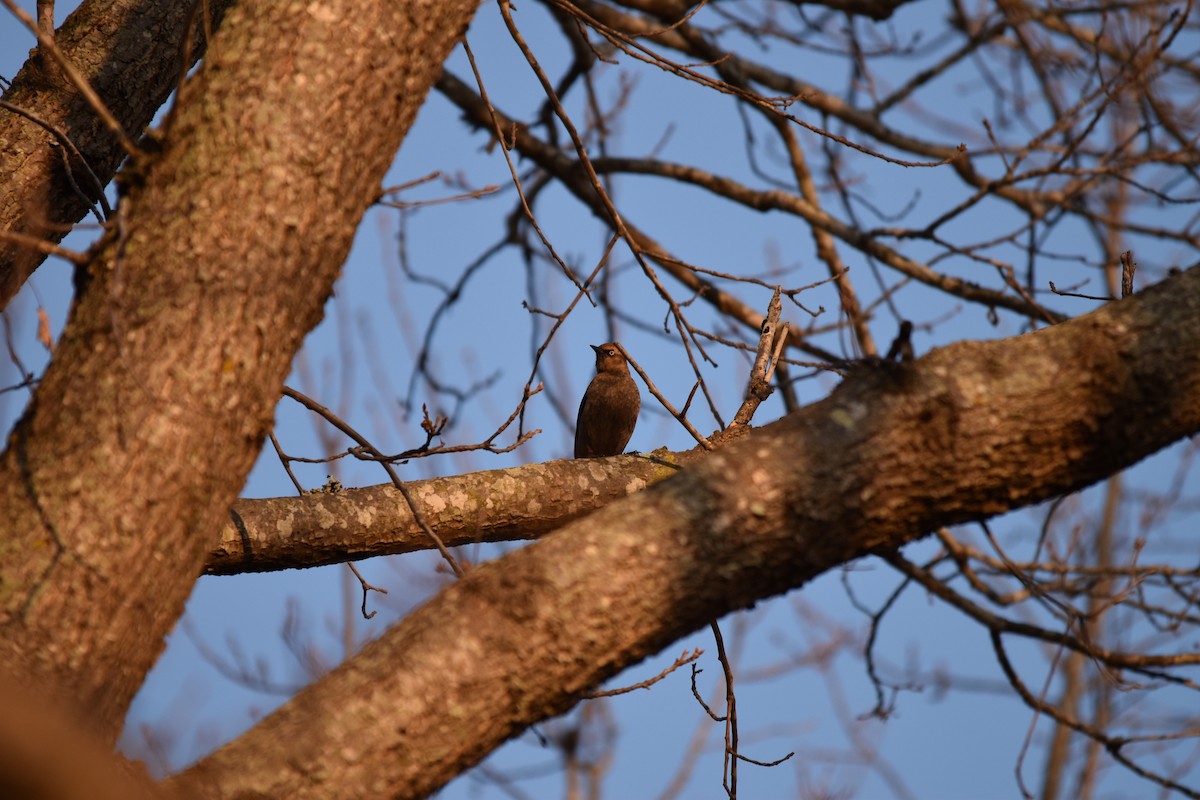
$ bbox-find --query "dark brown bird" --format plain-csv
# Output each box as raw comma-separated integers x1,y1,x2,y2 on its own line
574,342,640,458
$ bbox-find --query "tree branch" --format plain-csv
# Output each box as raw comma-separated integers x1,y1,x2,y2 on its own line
212,452,691,574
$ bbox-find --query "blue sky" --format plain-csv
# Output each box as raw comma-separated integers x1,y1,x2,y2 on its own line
3,1,1199,797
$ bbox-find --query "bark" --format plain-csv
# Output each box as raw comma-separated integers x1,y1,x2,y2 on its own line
171,267,1200,799
0,0,238,309
0,0,481,741
211,451,697,574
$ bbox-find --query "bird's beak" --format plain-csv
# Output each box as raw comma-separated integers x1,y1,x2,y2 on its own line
590,344,602,355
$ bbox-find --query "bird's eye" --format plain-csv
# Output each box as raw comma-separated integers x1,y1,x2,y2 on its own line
605,348,616,356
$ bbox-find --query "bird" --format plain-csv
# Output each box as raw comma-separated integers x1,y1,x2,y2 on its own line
574,342,640,458
885,320,915,362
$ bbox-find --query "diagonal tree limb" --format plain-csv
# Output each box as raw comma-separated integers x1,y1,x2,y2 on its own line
173,266,1200,799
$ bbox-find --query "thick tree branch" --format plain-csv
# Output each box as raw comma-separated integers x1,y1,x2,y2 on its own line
173,267,1200,799
212,453,692,574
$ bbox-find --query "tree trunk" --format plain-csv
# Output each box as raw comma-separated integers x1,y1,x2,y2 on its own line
0,0,482,741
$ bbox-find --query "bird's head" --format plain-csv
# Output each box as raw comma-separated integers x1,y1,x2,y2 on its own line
591,342,628,374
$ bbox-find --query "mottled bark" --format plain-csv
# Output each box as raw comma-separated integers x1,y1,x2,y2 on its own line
0,0,481,741
171,267,1200,800
0,0,239,309
211,452,695,574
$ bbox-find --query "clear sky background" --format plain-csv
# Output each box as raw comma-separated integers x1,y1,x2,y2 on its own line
2,1,1199,797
